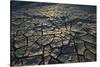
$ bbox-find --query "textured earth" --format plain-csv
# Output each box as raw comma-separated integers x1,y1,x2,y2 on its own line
11,1,96,66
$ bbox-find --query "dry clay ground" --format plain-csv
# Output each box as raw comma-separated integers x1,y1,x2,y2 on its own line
11,1,96,66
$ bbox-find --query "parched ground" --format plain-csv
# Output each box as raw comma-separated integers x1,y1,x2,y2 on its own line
10,1,96,66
